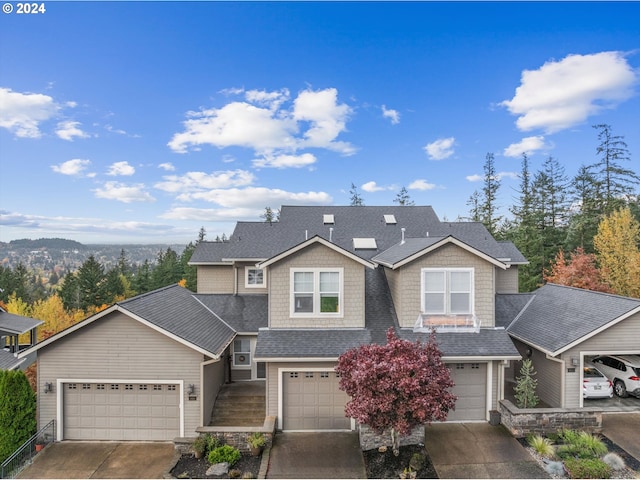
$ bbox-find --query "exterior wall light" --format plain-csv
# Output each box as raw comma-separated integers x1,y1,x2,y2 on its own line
44,382,53,394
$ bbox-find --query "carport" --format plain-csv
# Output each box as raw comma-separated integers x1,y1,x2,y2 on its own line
506,284,640,409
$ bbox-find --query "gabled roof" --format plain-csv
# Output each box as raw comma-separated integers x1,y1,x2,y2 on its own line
0,310,43,335
257,235,376,269
507,284,640,356
20,285,236,359
372,235,508,269
0,350,24,370
495,293,535,329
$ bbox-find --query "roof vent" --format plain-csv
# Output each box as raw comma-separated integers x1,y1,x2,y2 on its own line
329,227,334,242
401,228,406,244
353,238,377,249
323,214,334,224
384,214,397,225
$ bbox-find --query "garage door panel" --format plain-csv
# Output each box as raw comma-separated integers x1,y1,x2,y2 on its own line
446,363,487,422
63,382,180,440
283,371,349,430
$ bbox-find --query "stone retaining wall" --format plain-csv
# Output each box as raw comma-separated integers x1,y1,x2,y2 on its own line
358,424,424,451
498,400,603,437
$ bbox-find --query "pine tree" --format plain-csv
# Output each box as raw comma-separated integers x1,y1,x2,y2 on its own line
479,153,502,236
514,359,539,409
394,186,414,206
349,183,364,206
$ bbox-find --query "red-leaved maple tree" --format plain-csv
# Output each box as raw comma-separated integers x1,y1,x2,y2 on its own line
336,328,456,455
544,248,611,293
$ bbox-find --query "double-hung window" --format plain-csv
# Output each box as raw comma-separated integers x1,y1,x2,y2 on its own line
291,268,343,316
233,338,251,367
421,268,473,315
245,267,265,288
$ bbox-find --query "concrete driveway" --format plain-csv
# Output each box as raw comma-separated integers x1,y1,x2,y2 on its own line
18,442,177,479
424,423,549,479
603,412,640,463
266,432,366,479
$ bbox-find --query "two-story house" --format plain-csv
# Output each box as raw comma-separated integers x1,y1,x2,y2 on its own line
21,205,525,441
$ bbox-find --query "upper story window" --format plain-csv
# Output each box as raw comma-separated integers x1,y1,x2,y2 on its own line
245,267,265,288
421,268,473,315
291,268,343,317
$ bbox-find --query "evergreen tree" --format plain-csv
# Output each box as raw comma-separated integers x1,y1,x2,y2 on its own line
261,207,276,223
393,186,414,206
514,359,539,409
133,259,152,295
479,153,502,236
349,183,364,206
466,190,481,222
0,370,37,463
565,165,603,253
59,255,108,311
592,124,639,214
151,248,182,290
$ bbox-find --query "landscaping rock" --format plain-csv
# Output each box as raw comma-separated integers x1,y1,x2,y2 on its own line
206,462,229,476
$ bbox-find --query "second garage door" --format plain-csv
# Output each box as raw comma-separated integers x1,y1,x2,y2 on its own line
282,371,350,430
446,363,487,421
63,382,180,440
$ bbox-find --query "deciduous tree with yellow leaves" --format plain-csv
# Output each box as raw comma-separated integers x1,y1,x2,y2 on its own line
594,207,640,298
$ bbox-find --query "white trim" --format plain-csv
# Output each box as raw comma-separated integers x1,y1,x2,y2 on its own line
258,236,375,270
290,268,344,318
442,355,521,362
245,266,266,289
255,356,340,362
277,367,354,432
56,378,184,441
486,361,493,421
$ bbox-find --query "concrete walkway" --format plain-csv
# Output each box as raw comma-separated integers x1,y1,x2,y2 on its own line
266,432,366,479
603,412,640,463
17,442,177,479
424,423,549,479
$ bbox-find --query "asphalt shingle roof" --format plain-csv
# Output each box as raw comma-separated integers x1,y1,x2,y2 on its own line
398,328,521,357
119,285,235,357
194,294,268,333
0,311,43,335
507,284,640,355
495,293,535,329
0,349,23,370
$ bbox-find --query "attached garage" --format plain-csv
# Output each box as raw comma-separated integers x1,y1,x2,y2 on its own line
62,381,181,441
446,363,487,421
282,371,350,430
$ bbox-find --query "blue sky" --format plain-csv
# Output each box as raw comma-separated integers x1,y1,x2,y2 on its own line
1,2,639,244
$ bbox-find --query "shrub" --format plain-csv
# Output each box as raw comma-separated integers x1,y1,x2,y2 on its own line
556,430,607,460
528,434,555,459
206,434,220,453
563,457,611,479
544,460,565,477
0,370,37,463
208,445,241,466
602,453,626,471
514,359,539,408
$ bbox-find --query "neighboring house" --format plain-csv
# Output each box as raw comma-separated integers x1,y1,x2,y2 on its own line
0,307,42,371
499,284,640,409
21,205,527,441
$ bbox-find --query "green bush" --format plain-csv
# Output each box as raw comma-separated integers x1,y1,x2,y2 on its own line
0,370,37,463
556,430,607,460
563,457,611,479
208,444,241,466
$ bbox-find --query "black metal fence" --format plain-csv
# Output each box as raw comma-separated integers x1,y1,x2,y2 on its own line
1,420,55,479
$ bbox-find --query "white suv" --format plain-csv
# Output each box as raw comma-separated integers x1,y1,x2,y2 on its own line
591,355,640,398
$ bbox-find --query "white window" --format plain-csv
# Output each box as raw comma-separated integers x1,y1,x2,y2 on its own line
233,338,251,367
421,268,473,315
291,268,343,316
245,267,265,288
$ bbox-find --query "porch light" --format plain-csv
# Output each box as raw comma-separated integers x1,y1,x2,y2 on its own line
188,384,195,395
44,382,53,394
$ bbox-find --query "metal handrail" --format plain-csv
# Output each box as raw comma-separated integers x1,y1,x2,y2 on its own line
1,420,55,479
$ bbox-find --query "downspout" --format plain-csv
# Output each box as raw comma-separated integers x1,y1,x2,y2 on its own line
545,354,566,407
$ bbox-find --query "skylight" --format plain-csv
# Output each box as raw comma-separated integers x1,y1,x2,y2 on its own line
323,214,335,224
353,238,377,249
384,214,397,224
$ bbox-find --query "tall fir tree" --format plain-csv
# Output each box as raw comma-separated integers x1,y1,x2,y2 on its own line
479,153,502,236
349,183,364,206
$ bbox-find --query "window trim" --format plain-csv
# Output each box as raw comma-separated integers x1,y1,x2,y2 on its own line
421,268,474,315
290,268,344,318
245,267,266,288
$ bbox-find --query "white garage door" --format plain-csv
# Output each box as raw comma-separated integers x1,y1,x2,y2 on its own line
63,382,180,440
283,371,350,430
447,363,487,421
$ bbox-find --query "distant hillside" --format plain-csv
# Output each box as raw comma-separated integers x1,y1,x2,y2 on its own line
6,238,87,250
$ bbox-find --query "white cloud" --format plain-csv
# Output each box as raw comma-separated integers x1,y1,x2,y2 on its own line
497,171,519,180
503,136,548,158
381,105,400,124
160,207,265,221
168,87,355,156
501,51,638,133
51,158,92,176
107,161,135,176
176,187,332,208
408,179,437,191
253,153,317,169
155,169,255,195
424,137,455,160
362,181,393,192
158,162,176,171
56,120,89,141
0,87,59,138
466,174,483,182
94,182,155,203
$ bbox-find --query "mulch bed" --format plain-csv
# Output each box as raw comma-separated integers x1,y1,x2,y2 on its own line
171,453,261,479
363,444,438,479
